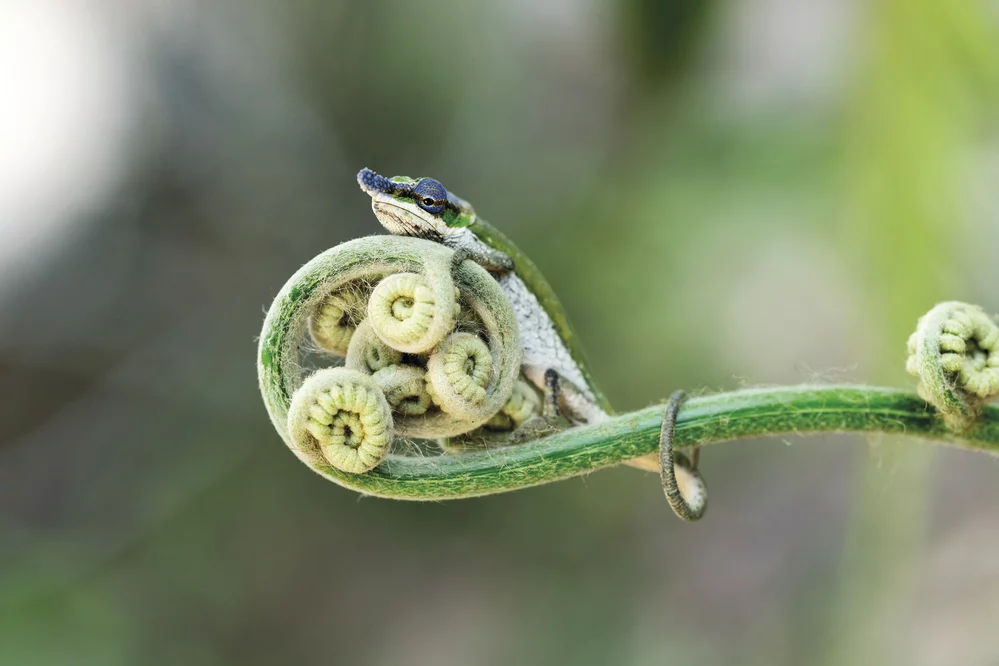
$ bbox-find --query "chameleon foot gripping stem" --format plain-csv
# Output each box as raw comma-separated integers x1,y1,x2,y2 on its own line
659,391,708,521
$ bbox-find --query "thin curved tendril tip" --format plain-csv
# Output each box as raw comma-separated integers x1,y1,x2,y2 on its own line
660,391,708,521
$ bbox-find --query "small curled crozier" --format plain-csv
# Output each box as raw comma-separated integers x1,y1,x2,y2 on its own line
344,320,403,374
309,290,365,356
907,301,999,431
372,365,433,416
287,367,393,474
368,272,458,354
427,332,493,415
486,379,542,431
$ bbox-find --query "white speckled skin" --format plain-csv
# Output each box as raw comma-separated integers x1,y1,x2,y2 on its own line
448,229,607,425
363,178,608,425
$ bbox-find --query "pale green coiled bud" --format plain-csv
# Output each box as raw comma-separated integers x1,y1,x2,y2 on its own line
368,272,458,354
345,320,404,374
287,367,394,474
486,379,542,430
907,301,999,430
309,290,365,355
372,364,434,416
427,332,493,415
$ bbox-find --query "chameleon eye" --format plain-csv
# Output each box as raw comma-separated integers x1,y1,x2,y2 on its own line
413,178,447,215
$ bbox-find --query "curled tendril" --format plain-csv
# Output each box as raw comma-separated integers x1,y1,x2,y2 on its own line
427,332,493,414
372,365,433,416
309,290,365,355
258,235,521,484
486,379,542,431
659,391,707,521
345,320,404,374
368,272,458,354
907,301,999,431
287,367,394,474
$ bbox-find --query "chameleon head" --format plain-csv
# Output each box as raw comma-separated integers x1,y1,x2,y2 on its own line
357,168,476,240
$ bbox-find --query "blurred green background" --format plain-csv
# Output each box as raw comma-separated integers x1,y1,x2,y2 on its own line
2,1,999,664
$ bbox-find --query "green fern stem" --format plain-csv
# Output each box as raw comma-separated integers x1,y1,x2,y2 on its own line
259,236,999,501
265,377,999,500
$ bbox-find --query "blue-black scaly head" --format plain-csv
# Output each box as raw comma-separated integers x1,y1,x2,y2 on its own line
357,168,476,241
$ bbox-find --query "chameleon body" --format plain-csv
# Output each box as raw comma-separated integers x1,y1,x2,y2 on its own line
355,168,707,518
356,168,610,427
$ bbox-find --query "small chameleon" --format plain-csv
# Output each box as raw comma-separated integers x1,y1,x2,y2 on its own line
357,168,707,520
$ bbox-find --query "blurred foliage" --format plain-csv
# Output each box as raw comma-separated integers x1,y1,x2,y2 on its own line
618,0,714,84
823,1,999,663
2,1,999,665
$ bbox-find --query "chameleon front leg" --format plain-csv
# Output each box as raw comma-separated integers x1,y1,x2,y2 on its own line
447,243,514,274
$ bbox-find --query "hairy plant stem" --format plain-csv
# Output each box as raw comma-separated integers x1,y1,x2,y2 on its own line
276,384,999,500
259,237,999,502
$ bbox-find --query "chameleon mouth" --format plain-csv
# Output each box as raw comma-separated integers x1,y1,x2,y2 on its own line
371,200,444,242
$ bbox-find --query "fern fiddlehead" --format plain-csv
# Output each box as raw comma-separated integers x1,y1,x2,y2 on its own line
260,239,999,505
